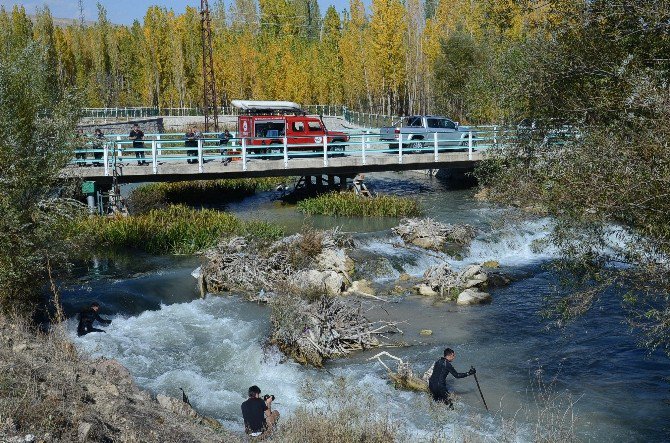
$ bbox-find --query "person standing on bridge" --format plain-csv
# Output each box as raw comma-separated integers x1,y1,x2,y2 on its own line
92,128,105,167
129,124,148,166
185,127,198,164
219,129,231,164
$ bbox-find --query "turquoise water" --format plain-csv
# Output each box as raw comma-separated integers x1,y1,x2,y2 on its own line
63,172,669,441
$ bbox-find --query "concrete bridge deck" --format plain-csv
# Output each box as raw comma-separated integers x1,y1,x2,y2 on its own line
62,150,485,184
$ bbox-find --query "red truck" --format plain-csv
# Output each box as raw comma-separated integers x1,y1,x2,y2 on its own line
232,100,349,156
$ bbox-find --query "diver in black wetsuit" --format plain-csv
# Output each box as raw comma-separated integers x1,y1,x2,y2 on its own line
428,347,476,408
77,302,111,336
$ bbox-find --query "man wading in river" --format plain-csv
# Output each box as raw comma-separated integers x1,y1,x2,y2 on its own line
428,348,476,408
77,302,111,336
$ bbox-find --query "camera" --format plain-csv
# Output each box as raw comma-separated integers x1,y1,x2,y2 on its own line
263,394,275,401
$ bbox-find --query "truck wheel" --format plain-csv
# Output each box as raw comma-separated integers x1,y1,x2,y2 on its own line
328,141,347,157
407,136,424,154
266,143,282,160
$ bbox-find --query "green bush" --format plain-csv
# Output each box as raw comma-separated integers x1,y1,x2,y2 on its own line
297,192,421,217
0,41,81,313
78,205,284,255
127,178,288,214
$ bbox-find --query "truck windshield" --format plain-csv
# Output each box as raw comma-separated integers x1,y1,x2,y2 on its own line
427,118,456,129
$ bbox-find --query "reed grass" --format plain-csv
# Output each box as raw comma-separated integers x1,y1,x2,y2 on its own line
297,192,421,217
78,205,283,255
128,177,288,214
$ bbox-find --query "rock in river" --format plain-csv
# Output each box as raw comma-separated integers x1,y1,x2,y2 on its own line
456,288,492,305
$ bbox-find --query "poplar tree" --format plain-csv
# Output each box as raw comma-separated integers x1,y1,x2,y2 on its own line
368,0,407,115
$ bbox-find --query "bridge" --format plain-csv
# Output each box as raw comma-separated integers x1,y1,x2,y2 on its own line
62,129,495,185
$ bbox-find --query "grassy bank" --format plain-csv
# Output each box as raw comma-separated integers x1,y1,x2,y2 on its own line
297,192,421,217
128,177,288,214
78,205,283,255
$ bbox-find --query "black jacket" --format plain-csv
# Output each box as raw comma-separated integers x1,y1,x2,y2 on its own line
428,357,469,391
77,308,111,335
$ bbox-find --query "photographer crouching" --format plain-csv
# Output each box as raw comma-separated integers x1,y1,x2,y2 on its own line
241,385,280,437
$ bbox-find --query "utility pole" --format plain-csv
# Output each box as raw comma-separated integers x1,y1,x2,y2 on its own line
201,0,219,132
78,0,85,27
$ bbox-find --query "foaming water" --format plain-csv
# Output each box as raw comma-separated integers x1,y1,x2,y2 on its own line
71,296,512,441
72,297,309,429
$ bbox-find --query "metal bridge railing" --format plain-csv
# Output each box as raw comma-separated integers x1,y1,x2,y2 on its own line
68,127,510,176
80,105,347,120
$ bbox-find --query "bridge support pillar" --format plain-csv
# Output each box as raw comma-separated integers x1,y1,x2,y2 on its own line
338,175,348,191
327,175,335,188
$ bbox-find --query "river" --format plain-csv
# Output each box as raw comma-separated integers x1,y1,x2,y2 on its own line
61,171,669,442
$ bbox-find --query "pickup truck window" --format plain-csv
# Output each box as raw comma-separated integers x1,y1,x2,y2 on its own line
404,117,423,127
427,118,456,129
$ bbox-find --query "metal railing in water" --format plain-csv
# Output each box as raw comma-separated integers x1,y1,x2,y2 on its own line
68,128,513,176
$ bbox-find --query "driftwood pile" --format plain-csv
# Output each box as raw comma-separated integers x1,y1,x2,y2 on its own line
199,236,292,295
271,294,399,367
199,229,354,297
392,218,476,252
368,352,430,392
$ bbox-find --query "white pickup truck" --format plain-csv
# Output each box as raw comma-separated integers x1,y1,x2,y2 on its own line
379,115,473,151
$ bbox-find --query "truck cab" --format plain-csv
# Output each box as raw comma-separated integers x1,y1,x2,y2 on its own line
233,100,349,156
380,115,471,152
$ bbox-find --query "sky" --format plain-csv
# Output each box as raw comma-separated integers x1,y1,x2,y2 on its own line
0,0,355,25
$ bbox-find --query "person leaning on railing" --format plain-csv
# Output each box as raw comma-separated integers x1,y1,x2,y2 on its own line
129,124,148,166
219,129,231,165
185,127,198,164
92,128,105,167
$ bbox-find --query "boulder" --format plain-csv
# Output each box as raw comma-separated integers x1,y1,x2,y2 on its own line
393,218,476,252
415,284,438,297
460,265,482,279
456,288,492,305
316,249,354,274
347,279,375,296
487,272,512,288
78,422,92,442
482,260,500,268
398,273,411,282
156,394,198,418
293,269,344,296
419,329,433,336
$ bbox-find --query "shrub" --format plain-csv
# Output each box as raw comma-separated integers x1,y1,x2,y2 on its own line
0,43,82,313
297,192,421,217
127,178,289,215
77,205,284,255
273,377,403,442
